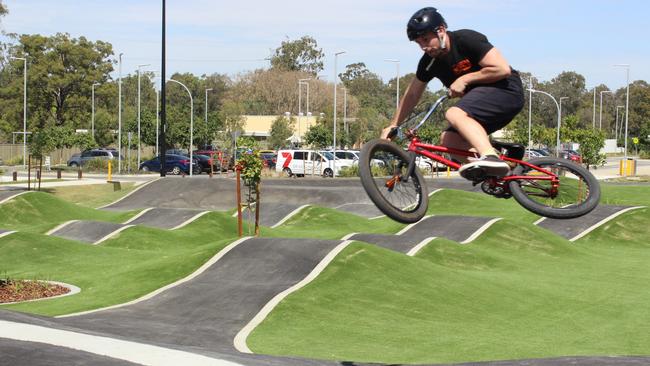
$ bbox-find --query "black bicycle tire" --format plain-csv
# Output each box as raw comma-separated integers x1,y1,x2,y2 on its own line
509,157,600,219
359,139,428,223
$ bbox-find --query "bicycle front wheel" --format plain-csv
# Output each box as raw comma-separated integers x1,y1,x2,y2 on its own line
359,139,428,223
509,157,600,219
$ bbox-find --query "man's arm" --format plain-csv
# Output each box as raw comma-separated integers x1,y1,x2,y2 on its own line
448,47,511,97
380,77,428,139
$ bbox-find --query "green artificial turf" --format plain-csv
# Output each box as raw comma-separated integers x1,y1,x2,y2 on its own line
248,208,650,364
0,192,137,233
0,211,239,316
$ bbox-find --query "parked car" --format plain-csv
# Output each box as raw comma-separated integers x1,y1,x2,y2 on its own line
259,150,277,169
67,148,120,167
139,154,200,175
194,148,232,172
525,149,546,159
562,149,582,163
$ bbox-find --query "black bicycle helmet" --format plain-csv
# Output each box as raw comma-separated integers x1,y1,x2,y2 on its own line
407,7,447,41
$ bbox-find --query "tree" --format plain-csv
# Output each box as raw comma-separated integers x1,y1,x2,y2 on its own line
2,33,114,130
304,123,332,149
0,2,7,17
268,115,294,149
270,36,324,75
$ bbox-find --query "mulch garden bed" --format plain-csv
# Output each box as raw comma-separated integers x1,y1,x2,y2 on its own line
0,279,70,304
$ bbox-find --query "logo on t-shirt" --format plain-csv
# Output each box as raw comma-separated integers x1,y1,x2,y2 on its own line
452,59,472,76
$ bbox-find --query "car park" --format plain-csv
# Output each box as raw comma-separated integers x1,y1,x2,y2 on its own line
67,148,120,167
139,154,200,175
194,148,232,171
525,149,546,159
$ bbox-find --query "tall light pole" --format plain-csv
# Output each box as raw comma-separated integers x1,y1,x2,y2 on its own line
384,59,400,110
529,89,561,157
118,53,123,174
615,105,624,140
599,90,612,130
614,64,630,175
91,82,100,138
137,63,150,169
167,78,194,177
298,78,310,143
10,56,27,168
333,51,346,177
559,97,569,127
205,88,213,146
592,88,596,129
343,87,348,135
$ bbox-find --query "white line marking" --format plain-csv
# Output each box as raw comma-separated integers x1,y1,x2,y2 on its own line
369,215,385,220
171,211,211,230
461,218,502,244
122,207,154,224
570,206,647,242
406,237,437,256
340,232,357,240
58,236,252,318
0,231,16,239
533,217,547,225
93,225,135,245
97,177,161,209
0,320,244,366
233,240,353,353
396,215,433,236
0,191,33,205
270,204,310,228
429,188,444,196
45,220,79,236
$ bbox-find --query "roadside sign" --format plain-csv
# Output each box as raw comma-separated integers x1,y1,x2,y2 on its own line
632,137,639,144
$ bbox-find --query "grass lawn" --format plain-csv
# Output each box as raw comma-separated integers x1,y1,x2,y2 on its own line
42,182,139,208
0,192,137,233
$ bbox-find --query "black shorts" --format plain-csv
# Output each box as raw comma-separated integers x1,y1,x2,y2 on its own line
447,71,525,135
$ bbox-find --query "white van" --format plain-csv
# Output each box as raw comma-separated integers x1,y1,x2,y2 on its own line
276,149,352,177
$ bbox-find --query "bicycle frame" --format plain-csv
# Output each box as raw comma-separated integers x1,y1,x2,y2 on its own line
401,94,559,189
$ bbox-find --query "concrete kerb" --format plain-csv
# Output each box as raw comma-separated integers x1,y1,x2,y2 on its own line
0,281,81,306
0,191,33,205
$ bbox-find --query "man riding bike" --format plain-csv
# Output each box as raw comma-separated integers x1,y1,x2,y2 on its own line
380,7,525,180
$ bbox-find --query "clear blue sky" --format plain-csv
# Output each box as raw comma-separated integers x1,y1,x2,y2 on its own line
2,0,648,91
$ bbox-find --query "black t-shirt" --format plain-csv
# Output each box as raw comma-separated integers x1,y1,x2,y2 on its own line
416,29,494,87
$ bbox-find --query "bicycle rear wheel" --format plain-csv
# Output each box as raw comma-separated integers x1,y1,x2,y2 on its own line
508,157,600,219
359,139,428,223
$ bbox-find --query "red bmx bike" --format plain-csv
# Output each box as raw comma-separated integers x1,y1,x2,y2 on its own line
359,95,600,223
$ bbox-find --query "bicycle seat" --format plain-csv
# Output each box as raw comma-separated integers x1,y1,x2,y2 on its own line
492,140,525,160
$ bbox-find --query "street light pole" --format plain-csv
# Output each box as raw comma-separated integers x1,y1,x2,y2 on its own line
559,97,569,128
91,82,100,138
527,77,532,148
592,88,596,129
343,87,348,135
614,64,630,175
615,105,624,140
167,78,194,177
333,51,346,178
205,88,213,146
118,53,123,174
10,56,27,168
298,78,310,144
137,64,151,170
384,59,400,110
599,90,612,130
529,89,561,157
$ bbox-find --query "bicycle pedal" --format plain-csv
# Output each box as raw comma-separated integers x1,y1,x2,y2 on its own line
460,166,487,182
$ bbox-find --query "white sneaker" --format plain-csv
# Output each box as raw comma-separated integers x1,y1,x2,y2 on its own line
459,155,510,180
